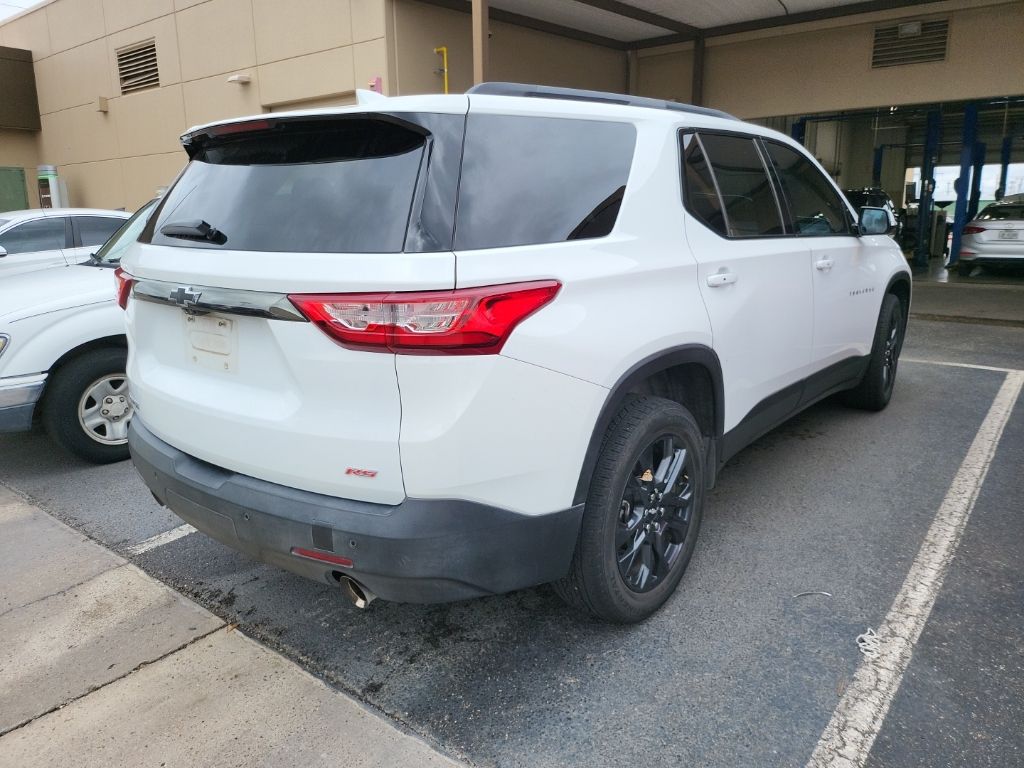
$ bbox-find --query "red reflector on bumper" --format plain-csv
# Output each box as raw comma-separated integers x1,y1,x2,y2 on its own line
290,547,354,568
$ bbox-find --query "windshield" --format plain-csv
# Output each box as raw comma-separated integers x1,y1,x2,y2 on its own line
95,199,158,265
977,204,1024,221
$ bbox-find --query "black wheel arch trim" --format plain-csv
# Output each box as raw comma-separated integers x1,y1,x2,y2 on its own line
884,271,912,320
573,344,724,506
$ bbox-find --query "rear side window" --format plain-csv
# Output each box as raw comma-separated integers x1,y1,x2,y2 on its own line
77,216,124,247
681,133,727,236
0,217,65,254
147,118,428,253
763,141,852,236
455,115,636,250
685,132,783,237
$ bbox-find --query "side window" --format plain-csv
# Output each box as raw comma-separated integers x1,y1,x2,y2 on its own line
455,115,636,250
763,141,852,236
0,218,66,254
681,133,727,237
684,134,786,237
77,216,125,248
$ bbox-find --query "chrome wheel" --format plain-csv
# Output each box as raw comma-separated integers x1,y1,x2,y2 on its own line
616,434,695,593
78,374,132,445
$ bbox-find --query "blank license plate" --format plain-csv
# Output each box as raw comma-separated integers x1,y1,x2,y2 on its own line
185,313,237,373
998,230,1020,240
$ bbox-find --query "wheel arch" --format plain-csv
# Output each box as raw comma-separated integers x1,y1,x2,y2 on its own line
39,335,128,414
885,272,911,324
573,345,724,505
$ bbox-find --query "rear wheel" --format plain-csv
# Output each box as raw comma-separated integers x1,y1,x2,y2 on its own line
844,293,904,412
42,347,132,464
957,261,975,277
554,396,705,623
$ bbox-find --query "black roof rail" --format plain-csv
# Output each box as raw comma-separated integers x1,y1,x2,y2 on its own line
467,82,737,121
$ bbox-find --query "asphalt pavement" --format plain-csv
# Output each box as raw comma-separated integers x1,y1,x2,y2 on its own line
1,315,1021,767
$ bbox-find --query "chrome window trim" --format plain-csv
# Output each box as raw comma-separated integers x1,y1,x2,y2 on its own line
132,279,308,322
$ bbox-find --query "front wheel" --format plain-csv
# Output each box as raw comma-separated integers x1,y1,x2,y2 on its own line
844,293,904,412
554,396,705,623
42,347,133,464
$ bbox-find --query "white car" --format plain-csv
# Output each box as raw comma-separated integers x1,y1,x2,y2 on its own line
0,208,130,278
0,201,155,462
121,84,910,622
957,199,1024,275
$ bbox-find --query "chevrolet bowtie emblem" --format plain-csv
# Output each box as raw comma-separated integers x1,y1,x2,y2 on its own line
170,286,202,308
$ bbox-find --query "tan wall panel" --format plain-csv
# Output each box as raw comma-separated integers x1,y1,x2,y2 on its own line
46,0,107,53
0,9,53,60
391,0,625,96
38,103,120,166
183,72,264,126
353,37,387,93
173,0,207,9
102,0,174,34
59,158,125,209
121,151,185,208
176,0,256,81
106,15,182,92
0,128,41,209
252,0,352,64
352,0,386,43
112,84,186,157
268,93,357,112
258,47,355,107
34,38,111,114
635,49,693,103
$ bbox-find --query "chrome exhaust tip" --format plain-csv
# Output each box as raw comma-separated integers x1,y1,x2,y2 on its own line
339,575,376,609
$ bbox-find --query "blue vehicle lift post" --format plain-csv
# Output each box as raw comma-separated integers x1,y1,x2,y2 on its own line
996,135,1012,200
949,104,979,267
967,140,986,222
872,145,885,187
914,110,942,269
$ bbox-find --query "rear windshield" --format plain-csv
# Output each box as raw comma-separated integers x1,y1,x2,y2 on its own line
978,204,1024,221
455,115,636,250
147,118,427,253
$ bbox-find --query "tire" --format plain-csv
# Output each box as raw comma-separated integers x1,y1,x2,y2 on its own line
42,347,132,464
843,293,904,412
554,396,705,623
957,261,974,277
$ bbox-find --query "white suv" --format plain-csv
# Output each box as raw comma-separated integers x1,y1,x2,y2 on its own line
121,84,910,623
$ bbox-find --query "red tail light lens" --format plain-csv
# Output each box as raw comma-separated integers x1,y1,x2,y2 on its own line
963,226,986,235
289,281,560,355
114,267,135,310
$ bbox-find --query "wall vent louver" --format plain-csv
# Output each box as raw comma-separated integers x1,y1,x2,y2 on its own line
116,39,159,95
872,19,949,68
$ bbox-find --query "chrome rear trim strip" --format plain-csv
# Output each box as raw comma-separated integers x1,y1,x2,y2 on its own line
132,279,307,322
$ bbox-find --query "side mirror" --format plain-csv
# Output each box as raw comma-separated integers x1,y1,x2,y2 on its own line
0,245,7,257
858,207,892,236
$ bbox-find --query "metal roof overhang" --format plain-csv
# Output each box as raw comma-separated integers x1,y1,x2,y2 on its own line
418,0,948,50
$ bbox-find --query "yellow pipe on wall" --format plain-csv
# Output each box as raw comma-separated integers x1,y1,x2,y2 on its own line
433,46,449,95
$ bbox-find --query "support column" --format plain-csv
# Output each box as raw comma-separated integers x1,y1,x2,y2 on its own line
914,109,941,269
872,145,885,188
472,0,489,85
690,34,705,106
996,135,1012,200
967,140,985,222
791,118,806,146
948,104,978,267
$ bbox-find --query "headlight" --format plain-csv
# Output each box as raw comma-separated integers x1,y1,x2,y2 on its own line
0,334,9,360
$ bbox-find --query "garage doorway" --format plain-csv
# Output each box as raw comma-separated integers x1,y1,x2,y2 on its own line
0,166,29,212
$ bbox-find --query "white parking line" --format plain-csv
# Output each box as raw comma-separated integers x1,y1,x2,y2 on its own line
903,357,1023,374
127,523,197,556
807,369,1024,768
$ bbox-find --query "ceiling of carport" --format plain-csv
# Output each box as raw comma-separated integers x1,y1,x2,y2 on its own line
480,0,943,46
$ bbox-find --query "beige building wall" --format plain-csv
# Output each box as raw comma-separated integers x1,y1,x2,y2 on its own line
389,0,627,96
0,0,390,210
636,0,1024,119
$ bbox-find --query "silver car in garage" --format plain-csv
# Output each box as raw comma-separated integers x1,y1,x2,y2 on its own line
957,200,1024,275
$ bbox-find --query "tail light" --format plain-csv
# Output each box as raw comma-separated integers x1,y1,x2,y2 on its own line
289,281,560,355
963,226,986,235
114,267,135,310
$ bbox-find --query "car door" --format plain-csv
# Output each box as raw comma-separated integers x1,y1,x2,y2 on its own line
0,216,70,277
680,131,813,441
67,215,127,264
761,140,881,377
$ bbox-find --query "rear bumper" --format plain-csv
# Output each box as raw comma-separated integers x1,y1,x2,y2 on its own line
0,374,46,433
958,254,1024,265
129,419,583,603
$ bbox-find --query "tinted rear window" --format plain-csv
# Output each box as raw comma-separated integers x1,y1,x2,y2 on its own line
455,115,636,250
978,205,1024,220
692,133,783,237
147,118,427,253
77,215,125,247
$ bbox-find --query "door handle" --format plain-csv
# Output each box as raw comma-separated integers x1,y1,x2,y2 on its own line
815,258,834,272
706,270,737,288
